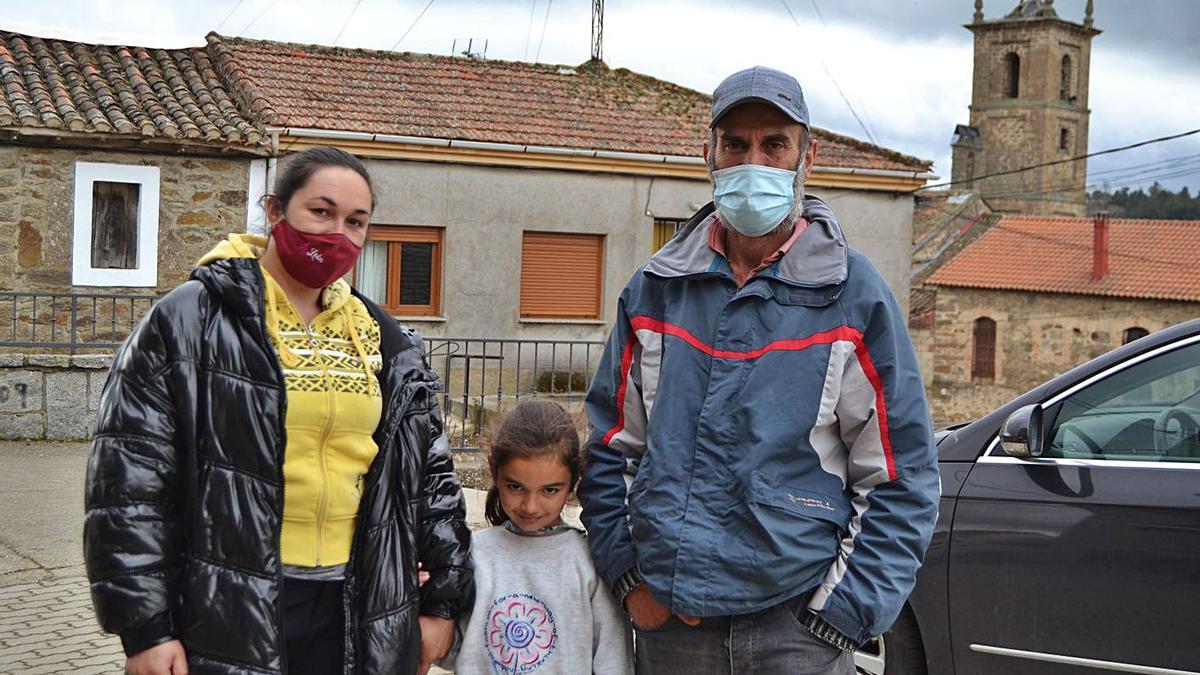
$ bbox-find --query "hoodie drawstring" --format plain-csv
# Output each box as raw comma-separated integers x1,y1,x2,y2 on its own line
343,311,376,395
264,284,301,368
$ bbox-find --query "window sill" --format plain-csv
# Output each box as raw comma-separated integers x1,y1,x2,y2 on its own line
390,315,447,323
518,317,607,326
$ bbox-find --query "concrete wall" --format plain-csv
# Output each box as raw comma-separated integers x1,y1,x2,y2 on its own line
0,145,251,294
924,286,1200,424
0,354,111,441
361,158,916,339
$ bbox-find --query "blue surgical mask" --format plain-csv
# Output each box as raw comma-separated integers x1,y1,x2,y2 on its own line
711,164,797,237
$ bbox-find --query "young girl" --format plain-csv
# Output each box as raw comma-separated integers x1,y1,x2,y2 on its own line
444,399,634,674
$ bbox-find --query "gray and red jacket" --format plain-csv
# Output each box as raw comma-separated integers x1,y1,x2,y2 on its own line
579,197,940,645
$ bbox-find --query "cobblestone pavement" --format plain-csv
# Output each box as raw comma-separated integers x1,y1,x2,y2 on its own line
0,576,124,674
0,441,553,674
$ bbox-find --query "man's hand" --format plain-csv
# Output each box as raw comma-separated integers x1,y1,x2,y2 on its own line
126,639,187,675
624,585,700,630
417,615,455,675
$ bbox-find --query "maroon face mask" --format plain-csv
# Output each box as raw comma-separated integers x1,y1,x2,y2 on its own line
271,219,363,289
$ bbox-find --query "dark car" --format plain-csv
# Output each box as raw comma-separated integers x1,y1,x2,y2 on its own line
855,318,1200,675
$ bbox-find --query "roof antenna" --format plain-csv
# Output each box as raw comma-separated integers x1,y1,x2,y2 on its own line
451,37,488,59
591,0,603,61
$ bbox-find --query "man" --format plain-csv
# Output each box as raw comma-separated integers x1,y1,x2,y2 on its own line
578,66,940,674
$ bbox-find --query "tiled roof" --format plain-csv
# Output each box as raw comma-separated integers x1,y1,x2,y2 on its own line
925,215,1200,302
208,33,932,173
0,31,266,149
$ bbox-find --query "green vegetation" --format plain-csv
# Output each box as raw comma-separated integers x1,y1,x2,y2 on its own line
1088,183,1200,220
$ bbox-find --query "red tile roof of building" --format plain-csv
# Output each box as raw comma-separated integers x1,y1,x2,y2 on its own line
207,33,932,173
0,31,266,150
925,214,1200,302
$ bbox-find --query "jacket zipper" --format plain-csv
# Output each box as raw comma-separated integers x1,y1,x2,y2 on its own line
311,324,335,567
256,266,291,673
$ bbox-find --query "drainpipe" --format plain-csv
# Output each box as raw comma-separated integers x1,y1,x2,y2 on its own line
1092,211,1109,281
266,129,280,194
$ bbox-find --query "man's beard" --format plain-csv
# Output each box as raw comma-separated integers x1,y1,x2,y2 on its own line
710,157,808,238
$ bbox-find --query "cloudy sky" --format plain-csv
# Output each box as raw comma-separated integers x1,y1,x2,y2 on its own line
6,0,1199,191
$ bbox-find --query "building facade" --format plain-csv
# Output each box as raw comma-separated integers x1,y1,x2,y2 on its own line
951,0,1100,216
920,214,1200,423
210,33,935,341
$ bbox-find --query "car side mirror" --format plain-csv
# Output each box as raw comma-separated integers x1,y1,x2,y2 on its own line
1000,404,1045,459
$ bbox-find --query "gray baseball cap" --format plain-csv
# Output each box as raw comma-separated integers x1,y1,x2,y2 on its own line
710,66,810,129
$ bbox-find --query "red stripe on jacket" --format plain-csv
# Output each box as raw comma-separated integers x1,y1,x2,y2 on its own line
601,316,897,480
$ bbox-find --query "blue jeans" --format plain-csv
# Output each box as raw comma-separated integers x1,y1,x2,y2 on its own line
634,595,855,674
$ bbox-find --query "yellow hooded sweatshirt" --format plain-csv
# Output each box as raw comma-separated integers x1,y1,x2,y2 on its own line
197,234,383,568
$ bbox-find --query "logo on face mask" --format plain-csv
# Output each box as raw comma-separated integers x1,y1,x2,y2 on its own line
711,164,797,237
272,219,362,289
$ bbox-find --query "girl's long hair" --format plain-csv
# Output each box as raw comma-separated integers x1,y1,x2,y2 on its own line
484,399,585,526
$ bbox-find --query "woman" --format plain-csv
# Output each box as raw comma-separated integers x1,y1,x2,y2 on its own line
84,147,472,675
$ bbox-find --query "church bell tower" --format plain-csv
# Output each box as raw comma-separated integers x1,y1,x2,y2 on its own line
951,0,1101,216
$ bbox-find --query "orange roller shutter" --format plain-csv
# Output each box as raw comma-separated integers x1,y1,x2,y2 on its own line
520,231,604,319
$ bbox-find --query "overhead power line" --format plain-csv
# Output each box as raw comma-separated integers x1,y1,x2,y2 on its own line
523,0,537,61
240,0,283,35
217,0,249,32
778,0,879,146
917,127,1200,193
534,0,554,63
334,0,367,46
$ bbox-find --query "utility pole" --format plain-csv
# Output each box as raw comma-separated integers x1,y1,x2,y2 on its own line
591,0,604,61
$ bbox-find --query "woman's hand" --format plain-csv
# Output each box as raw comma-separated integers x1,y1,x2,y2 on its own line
417,615,455,675
126,639,188,675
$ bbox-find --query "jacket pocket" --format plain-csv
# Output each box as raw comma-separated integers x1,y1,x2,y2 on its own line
742,472,849,579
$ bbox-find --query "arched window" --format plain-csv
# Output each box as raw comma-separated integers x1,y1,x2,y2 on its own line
1005,53,1021,98
972,317,997,380
1060,54,1073,101
1059,128,1070,151
965,152,976,188
1123,327,1149,344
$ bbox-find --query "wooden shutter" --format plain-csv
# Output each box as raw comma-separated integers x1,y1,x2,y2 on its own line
520,232,604,319
91,181,139,269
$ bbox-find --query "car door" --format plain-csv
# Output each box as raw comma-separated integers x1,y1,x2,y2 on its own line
947,337,1200,674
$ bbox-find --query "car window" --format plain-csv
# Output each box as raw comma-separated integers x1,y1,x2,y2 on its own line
1046,342,1200,463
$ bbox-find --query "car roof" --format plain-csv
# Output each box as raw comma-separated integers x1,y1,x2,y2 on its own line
937,317,1200,462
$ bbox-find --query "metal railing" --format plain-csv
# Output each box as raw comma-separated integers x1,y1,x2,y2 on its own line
423,337,605,450
0,291,159,354
0,292,607,450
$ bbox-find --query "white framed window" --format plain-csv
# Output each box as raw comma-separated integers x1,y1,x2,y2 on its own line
72,162,160,287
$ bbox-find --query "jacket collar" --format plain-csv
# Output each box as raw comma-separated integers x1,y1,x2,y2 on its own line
643,196,848,289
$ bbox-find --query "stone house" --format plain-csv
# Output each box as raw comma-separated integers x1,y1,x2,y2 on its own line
0,30,269,439
0,31,269,293
919,213,1200,423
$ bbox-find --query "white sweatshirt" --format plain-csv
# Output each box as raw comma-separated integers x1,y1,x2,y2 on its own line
442,523,634,675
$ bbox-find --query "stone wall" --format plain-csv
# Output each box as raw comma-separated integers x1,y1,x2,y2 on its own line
924,286,1200,424
0,145,250,294
0,354,112,441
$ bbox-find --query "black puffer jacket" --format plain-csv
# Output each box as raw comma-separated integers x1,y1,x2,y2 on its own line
84,257,473,674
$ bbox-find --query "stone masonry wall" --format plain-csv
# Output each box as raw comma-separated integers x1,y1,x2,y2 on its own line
924,287,1200,424
0,354,112,441
0,145,250,294
967,18,1094,216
